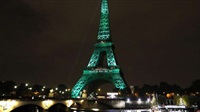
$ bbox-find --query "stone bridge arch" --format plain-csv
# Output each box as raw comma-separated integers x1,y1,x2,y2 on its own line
48,103,68,112
0,99,74,112
11,104,43,112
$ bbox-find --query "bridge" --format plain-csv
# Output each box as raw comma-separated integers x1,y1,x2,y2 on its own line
0,99,76,112
0,98,151,112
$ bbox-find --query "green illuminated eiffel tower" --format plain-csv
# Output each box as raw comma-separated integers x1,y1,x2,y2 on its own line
71,0,128,98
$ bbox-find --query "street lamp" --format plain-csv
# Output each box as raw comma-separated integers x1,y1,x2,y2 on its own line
50,89,54,93
14,86,17,89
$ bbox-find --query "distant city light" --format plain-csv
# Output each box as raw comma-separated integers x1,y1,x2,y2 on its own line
147,98,150,102
107,92,118,99
165,105,186,109
137,98,142,104
126,98,130,103
80,100,84,103
50,89,54,93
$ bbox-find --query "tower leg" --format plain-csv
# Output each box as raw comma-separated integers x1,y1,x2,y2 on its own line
71,75,89,98
112,73,127,90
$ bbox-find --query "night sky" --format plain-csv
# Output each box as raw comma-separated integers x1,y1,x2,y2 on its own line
0,0,200,89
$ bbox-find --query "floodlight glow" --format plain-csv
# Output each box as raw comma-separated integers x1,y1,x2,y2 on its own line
42,100,53,109
66,100,74,107
0,100,18,112
91,108,99,111
70,107,77,110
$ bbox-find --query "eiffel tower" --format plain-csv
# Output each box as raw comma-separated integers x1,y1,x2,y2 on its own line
71,0,128,98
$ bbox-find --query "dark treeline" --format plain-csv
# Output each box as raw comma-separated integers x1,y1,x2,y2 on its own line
0,79,199,98
0,81,70,99
134,79,200,96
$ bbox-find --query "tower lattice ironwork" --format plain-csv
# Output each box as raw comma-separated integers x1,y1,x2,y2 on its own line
71,0,128,98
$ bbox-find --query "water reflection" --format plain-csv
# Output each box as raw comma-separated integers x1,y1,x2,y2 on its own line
10,105,195,112
11,104,69,112
70,109,151,112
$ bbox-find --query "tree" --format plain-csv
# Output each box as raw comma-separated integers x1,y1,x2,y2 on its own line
159,82,173,93
0,81,16,96
142,84,159,94
182,95,190,106
157,95,166,105
172,84,183,94
57,84,67,91
188,80,200,93
32,84,43,92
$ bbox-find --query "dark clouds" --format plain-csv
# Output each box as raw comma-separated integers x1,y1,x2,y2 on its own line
0,0,200,88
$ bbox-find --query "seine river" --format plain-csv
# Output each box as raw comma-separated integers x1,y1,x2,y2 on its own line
11,106,195,112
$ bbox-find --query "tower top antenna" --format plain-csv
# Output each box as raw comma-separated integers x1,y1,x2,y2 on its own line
97,0,111,41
